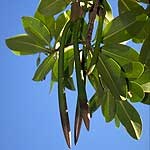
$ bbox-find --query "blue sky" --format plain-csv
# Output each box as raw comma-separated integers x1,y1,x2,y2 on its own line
0,0,149,150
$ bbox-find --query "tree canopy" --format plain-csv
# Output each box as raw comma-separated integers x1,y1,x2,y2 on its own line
6,0,150,148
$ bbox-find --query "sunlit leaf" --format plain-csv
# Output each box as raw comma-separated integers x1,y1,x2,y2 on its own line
22,16,51,46
34,10,55,37
6,34,49,55
103,10,147,44
117,100,142,140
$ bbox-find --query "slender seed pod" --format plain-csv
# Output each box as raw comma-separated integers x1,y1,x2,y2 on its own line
58,21,72,148
72,19,90,132
87,5,105,75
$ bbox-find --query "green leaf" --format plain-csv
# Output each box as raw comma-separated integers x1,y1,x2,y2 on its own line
122,62,144,79
117,100,142,140
97,54,127,100
128,81,145,102
34,10,55,37
64,77,75,91
103,10,147,44
136,69,150,84
38,0,70,16
6,34,49,55
22,16,50,46
54,11,70,40
118,0,144,14
139,34,150,68
102,44,139,66
33,54,56,81
101,90,116,122
114,115,120,128
141,93,150,105
89,93,102,115
132,18,150,43
135,69,150,93
103,0,113,23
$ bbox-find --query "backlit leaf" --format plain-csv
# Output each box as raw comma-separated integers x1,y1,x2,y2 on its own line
22,16,51,46
33,54,56,81
117,100,142,140
6,34,49,55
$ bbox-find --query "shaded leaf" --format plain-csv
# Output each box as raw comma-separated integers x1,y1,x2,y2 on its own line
139,34,150,68
89,93,102,115
6,34,49,55
101,89,116,122
64,77,75,91
128,81,145,102
117,100,142,140
118,0,144,14
33,54,56,81
141,93,150,105
122,62,144,79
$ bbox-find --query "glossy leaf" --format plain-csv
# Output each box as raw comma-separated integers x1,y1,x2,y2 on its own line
6,34,49,55
117,100,142,140
22,16,51,46
128,81,145,102
97,54,127,100
102,44,139,66
139,34,150,68
38,0,70,16
103,10,147,44
33,54,56,81
101,90,116,122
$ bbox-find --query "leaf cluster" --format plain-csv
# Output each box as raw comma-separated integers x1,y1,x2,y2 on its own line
5,0,150,148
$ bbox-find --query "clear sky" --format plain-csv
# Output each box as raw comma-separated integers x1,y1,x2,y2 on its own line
0,0,149,150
